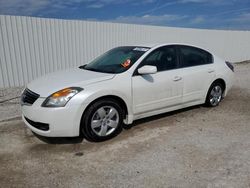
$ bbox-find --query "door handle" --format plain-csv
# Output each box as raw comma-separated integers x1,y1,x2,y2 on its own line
208,69,215,73
173,76,182,81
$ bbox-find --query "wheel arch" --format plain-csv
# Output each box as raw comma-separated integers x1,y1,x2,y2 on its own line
211,78,226,91
86,95,128,117
79,95,130,135
206,78,226,100
212,78,226,91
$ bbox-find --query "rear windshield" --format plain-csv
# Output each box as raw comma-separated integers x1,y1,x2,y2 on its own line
81,46,150,73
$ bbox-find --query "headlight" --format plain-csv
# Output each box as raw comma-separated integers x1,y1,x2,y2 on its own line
42,87,83,107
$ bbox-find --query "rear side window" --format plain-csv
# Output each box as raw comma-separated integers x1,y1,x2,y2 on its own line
179,46,213,68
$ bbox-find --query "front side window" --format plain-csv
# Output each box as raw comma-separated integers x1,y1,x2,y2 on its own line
81,46,150,73
137,46,178,72
179,46,213,68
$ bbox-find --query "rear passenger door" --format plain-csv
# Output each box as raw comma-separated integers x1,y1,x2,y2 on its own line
177,45,216,105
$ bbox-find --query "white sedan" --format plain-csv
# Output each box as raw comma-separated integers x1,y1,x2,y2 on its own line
21,43,234,142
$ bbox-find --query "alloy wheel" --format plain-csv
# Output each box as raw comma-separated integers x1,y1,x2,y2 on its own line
209,85,222,106
91,106,119,137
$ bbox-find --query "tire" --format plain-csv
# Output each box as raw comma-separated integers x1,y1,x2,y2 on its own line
81,98,124,142
205,82,224,107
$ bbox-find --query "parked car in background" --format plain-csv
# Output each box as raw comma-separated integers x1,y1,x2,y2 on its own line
21,43,234,142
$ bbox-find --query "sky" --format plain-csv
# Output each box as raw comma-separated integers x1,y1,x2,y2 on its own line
0,0,250,30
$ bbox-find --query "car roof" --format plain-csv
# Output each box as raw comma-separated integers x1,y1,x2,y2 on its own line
136,43,200,48
133,43,211,53
134,43,159,48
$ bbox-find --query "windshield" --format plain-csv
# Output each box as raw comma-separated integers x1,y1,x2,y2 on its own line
81,46,150,73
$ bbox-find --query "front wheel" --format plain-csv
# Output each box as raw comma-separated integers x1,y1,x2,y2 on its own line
205,82,224,107
81,99,124,142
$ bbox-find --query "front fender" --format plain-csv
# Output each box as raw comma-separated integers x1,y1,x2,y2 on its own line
72,87,134,126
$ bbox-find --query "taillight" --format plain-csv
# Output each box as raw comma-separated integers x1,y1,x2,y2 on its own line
225,61,234,72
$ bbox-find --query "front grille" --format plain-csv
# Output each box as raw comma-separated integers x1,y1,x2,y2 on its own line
24,117,49,131
21,88,40,105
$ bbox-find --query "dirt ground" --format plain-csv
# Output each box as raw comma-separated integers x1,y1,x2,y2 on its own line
0,63,250,188
0,87,23,122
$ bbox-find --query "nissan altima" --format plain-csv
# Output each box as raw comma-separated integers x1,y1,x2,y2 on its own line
21,44,234,142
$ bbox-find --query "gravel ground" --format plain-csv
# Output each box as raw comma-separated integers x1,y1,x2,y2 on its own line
0,63,250,188
0,87,23,122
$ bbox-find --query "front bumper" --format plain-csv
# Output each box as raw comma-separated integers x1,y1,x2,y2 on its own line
21,98,87,137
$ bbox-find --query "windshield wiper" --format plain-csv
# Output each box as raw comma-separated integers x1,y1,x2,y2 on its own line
79,65,86,69
79,65,115,74
79,65,102,73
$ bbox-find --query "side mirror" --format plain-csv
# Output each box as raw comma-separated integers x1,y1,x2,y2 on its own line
138,65,157,75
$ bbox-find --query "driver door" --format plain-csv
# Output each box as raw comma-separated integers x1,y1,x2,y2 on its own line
132,46,183,115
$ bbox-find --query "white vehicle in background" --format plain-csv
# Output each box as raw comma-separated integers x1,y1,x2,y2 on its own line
21,43,234,142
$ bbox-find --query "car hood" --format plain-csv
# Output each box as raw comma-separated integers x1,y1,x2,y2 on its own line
27,68,115,97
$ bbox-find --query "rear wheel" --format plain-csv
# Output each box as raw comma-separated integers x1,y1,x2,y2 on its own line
81,99,124,142
205,82,224,107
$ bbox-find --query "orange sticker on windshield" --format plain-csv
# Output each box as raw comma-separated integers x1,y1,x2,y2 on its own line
121,59,131,68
